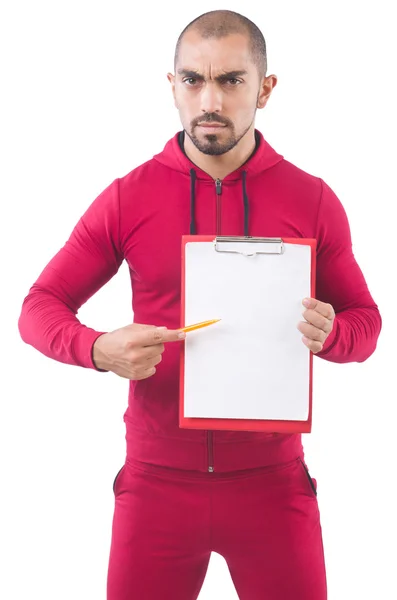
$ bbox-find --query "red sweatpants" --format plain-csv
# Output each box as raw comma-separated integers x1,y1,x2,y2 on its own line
107,456,327,599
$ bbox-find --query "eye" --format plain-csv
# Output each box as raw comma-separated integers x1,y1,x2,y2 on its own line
183,78,199,86
226,78,241,86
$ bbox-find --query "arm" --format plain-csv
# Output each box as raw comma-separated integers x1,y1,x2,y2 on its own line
313,178,381,363
18,179,123,370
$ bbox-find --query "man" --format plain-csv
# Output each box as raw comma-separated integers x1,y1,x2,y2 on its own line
18,9,381,600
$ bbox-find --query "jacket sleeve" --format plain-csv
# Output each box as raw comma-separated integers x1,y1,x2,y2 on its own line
314,178,382,363
18,178,124,370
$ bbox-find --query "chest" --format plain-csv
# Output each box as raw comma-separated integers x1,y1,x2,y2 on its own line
121,178,310,294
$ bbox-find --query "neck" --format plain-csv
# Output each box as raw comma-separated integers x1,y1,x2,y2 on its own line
183,127,257,180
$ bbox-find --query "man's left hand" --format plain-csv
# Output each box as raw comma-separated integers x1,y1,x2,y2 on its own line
297,298,335,354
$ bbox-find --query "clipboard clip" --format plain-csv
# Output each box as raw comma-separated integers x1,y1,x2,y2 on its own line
214,236,285,257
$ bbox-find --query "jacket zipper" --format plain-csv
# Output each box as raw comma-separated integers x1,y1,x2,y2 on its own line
215,178,222,235
207,431,214,473
206,178,223,473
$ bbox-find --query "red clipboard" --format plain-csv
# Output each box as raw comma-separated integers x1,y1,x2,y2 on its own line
179,236,317,434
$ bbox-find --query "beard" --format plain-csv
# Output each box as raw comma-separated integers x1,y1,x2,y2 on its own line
185,114,255,156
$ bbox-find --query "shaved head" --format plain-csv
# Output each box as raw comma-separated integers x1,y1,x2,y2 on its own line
168,10,276,161
174,10,267,80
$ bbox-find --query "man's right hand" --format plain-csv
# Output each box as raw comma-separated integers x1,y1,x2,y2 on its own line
92,323,186,380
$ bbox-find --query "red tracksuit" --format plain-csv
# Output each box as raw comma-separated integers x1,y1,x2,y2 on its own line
18,129,381,599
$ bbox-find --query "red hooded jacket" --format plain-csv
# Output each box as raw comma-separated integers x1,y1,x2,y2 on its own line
18,130,382,472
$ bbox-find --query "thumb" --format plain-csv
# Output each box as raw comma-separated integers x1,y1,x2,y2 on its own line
142,326,186,346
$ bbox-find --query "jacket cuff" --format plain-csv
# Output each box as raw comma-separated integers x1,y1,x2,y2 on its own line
73,327,108,371
316,317,339,357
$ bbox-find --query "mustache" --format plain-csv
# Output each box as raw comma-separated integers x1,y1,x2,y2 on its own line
192,114,231,127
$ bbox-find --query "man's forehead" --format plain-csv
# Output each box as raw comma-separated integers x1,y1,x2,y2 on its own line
177,48,253,79
177,30,252,67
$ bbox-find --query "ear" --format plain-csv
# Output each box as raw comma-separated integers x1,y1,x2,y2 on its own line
167,72,178,108
257,75,277,109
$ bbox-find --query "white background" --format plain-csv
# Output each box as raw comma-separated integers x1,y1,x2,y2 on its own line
1,1,395,598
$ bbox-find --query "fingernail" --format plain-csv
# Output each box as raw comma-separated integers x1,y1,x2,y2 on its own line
303,298,310,307
178,332,186,339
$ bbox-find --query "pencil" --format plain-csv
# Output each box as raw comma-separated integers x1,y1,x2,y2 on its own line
180,319,221,333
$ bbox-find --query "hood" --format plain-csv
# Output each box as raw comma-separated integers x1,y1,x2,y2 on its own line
153,129,284,182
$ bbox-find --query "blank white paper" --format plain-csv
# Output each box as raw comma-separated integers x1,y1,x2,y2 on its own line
183,241,312,421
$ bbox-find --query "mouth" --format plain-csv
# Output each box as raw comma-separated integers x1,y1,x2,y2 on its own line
197,123,227,130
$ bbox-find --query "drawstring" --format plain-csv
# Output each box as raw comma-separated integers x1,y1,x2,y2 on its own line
242,170,249,237
189,168,250,236
189,168,197,235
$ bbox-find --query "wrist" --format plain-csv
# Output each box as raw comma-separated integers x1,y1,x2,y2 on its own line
92,333,109,372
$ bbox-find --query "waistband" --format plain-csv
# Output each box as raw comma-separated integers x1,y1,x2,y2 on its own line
124,423,304,473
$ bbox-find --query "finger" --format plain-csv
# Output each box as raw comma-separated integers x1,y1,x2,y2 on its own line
141,327,186,347
139,344,165,360
302,336,323,354
148,354,163,368
302,298,335,320
131,363,158,380
138,365,157,379
297,321,327,343
127,347,164,372
141,351,163,367
302,309,333,334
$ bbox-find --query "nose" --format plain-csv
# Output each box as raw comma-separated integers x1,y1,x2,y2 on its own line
200,82,222,114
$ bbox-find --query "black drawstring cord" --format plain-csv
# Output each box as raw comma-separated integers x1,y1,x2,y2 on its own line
189,168,197,235
242,170,249,236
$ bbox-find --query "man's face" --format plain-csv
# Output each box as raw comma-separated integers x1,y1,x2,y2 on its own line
168,31,269,156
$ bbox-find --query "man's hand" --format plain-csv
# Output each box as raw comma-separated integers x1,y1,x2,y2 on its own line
92,323,186,379
297,298,335,354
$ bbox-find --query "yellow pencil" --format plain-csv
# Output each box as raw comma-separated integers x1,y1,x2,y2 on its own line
180,319,221,333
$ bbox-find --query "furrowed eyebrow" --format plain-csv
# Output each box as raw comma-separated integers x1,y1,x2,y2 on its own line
177,69,248,82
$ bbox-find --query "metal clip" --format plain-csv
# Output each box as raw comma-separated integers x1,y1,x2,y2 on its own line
214,236,284,257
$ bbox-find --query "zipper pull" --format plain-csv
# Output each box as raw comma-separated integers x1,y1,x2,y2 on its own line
215,178,222,195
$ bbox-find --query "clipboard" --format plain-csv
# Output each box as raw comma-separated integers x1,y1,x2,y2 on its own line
179,235,317,434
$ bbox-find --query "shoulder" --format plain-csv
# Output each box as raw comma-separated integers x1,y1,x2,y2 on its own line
118,156,168,194
276,159,322,195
